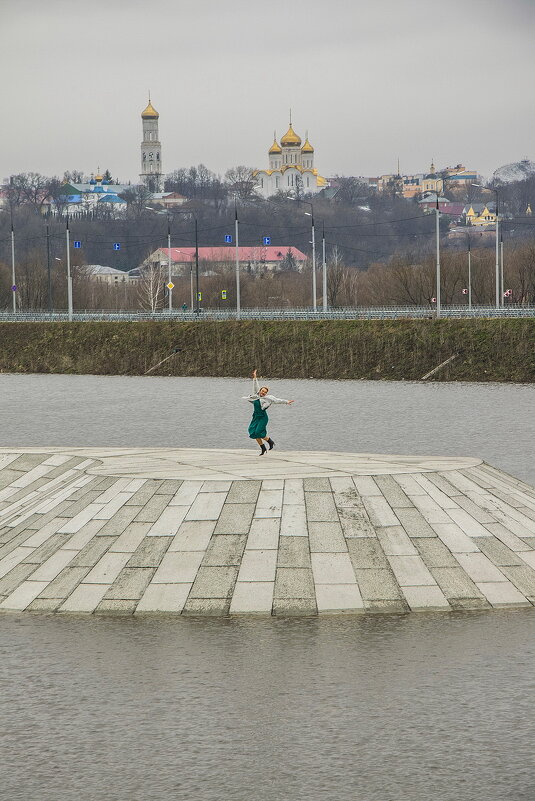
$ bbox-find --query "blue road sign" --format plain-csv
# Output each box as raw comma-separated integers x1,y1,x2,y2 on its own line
73,240,81,249
263,236,271,245
11,285,16,291
113,242,121,251
224,234,233,243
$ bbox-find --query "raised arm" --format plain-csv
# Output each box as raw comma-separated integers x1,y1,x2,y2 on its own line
252,368,260,394
266,395,295,405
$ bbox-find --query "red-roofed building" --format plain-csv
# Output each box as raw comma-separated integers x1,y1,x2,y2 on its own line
143,246,307,275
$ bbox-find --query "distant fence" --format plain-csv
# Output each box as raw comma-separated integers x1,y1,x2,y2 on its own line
0,305,534,321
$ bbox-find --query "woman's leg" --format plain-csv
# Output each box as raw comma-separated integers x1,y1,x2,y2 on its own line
256,437,267,455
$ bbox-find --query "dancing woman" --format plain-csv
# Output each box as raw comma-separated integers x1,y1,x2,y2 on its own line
244,369,294,455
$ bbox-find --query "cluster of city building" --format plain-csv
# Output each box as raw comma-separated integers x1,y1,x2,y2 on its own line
2,98,533,287
5,97,494,220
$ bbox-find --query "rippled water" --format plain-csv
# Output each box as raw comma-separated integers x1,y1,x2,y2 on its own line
1,612,534,801
0,373,533,482
1,374,534,800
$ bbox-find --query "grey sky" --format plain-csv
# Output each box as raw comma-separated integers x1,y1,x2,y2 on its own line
3,0,534,182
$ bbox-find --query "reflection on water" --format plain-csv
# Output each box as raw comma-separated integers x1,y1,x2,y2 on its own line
1,612,534,801
0,373,533,483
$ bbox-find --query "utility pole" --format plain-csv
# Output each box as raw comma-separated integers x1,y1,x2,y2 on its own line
435,196,441,318
46,224,52,316
235,201,241,319
167,216,172,311
322,222,327,312
195,217,199,314
10,216,16,314
311,210,316,311
500,227,504,304
467,238,472,312
495,192,500,309
66,215,73,321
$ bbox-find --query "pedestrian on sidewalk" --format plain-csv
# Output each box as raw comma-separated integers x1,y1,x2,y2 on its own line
243,369,294,456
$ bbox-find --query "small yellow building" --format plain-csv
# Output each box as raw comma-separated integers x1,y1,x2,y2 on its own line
465,204,497,227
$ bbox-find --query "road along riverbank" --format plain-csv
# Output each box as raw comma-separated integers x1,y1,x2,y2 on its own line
0,319,533,381
1,447,535,615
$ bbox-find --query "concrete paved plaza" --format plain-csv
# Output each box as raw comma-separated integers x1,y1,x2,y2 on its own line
1,447,535,615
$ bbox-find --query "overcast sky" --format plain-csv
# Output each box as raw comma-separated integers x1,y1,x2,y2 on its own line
3,0,534,183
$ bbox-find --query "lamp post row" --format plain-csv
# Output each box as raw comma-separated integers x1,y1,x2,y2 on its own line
6,191,504,316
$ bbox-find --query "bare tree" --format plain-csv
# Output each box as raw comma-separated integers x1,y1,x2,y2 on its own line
327,246,345,306
225,165,257,200
120,184,154,220
138,262,165,312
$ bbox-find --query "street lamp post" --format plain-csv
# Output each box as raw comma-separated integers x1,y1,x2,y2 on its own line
10,216,16,314
46,224,53,316
234,200,241,320
500,226,504,303
467,235,472,312
287,197,316,310
194,217,199,313
494,190,500,309
435,195,441,318
322,222,327,312
65,215,73,321
167,216,172,311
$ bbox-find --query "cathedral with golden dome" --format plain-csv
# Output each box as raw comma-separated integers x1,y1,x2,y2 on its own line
140,96,163,192
254,119,328,198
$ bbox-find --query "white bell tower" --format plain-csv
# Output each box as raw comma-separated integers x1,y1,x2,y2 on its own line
140,95,163,192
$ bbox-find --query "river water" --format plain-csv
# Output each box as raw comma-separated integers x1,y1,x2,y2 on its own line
1,374,534,801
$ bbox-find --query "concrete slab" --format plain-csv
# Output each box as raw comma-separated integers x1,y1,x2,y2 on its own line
169,520,215,552
308,522,347,553
238,550,277,582
0,446,532,617
403,585,451,611
246,518,280,550
315,583,364,613
311,553,356,584
230,581,274,614
203,535,246,566
280,504,307,537
136,583,192,613
476,581,531,607
0,581,49,610
152,551,204,583
59,583,109,613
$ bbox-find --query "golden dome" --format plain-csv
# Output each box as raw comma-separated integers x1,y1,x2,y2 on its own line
141,100,159,119
280,124,301,146
301,137,314,153
269,137,282,154
95,174,103,181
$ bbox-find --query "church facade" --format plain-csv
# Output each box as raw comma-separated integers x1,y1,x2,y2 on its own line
254,121,328,198
140,98,163,192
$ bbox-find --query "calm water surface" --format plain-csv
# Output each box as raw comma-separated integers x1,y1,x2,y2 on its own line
1,374,534,801
0,373,534,482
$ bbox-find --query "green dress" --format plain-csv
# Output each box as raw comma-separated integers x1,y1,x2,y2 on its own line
248,398,268,439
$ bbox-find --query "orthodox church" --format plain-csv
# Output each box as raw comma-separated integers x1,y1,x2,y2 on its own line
254,120,328,198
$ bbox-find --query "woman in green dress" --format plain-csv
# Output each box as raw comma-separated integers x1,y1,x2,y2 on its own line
244,369,295,455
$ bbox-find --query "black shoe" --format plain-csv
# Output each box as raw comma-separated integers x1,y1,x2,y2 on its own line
259,444,267,456
267,438,275,450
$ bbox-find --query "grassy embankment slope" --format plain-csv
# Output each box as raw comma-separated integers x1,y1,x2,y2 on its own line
0,320,533,382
